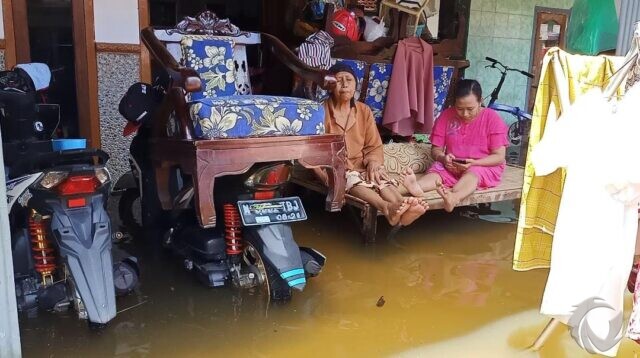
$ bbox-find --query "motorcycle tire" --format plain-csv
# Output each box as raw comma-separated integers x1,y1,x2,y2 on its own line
113,260,139,296
118,188,142,233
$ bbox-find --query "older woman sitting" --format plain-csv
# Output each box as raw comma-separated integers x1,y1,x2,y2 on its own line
315,63,427,226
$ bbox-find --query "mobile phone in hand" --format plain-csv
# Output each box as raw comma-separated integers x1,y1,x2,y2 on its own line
452,158,467,164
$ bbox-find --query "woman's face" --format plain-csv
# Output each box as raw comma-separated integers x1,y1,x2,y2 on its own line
332,71,356,103
454,94,482,122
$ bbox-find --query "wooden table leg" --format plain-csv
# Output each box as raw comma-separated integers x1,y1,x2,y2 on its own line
325,143,346,212
362,204,378,244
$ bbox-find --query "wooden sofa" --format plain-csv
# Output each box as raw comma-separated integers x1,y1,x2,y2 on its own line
139,23,349,228
292,143,524,243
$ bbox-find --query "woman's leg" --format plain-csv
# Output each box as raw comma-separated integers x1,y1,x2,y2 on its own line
417,173,444,192
379,185,404,204
350,186,409,226
437,172,478,212
400,169,443,196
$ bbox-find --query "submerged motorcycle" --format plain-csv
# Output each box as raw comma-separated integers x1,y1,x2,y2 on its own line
116,83,325,301
2,63,138,326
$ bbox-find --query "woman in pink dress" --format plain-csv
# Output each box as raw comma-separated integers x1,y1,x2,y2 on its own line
403,80,508,212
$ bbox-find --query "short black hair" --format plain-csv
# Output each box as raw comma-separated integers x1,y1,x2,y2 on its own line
454,79,482,102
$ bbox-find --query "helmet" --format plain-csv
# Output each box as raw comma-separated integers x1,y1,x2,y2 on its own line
328,9,360,41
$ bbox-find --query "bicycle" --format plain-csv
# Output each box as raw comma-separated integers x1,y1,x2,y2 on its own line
484,57,534,164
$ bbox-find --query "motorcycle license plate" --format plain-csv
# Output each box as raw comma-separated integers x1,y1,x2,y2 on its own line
237,197,307,226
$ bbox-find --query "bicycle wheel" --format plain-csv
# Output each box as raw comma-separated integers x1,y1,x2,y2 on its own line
493,110,523,165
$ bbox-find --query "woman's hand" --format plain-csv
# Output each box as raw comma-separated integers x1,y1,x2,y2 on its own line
366,161,389,185
440,153,455,166
452,160,472,173
441,153,458,174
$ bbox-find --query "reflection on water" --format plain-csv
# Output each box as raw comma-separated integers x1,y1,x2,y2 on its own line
17,196,640,357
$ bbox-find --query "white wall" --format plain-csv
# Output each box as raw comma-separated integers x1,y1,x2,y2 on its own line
93,0,139,44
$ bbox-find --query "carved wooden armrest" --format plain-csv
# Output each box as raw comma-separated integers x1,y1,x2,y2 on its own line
260,32,335,91
140,27,202,93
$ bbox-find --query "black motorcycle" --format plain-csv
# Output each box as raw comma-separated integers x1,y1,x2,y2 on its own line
115,84,325,301
2,64,138,326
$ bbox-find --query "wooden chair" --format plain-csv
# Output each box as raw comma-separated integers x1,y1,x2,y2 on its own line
139,24,348,228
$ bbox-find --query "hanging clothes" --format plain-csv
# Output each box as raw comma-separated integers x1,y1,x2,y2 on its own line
531,84,640,357
382,37,434,136
297,30,334,70
512,48,625,271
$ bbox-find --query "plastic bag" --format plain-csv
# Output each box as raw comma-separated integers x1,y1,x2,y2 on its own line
566,0,619,55
364,16,387,41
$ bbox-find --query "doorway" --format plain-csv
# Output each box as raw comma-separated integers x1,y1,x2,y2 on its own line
26,0,79,137
4,0,99,147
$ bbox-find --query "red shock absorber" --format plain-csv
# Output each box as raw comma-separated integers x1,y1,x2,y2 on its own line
223,204,243,255
28,210,56,285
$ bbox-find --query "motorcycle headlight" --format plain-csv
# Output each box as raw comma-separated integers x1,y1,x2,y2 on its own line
95,167,111,184
39,171,68,189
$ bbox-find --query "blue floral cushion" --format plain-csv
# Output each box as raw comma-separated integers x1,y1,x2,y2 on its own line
364,63,393,124
434,66,455,119
189,95,325,139
181,36,238,101
364,64,456,124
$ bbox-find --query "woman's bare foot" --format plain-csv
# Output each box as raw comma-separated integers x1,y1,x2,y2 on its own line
401,168,424,197
436,185,457,212
400,198,429,226
385,199,410,226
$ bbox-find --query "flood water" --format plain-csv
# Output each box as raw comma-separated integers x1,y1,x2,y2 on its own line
17,196,640,357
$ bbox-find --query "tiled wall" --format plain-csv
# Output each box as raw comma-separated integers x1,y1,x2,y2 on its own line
466,0,574,113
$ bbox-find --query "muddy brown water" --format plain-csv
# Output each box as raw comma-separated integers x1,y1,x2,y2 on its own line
17,197,640,357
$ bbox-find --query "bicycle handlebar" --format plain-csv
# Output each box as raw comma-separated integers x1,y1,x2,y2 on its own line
485,57,534,79
519,70,534,79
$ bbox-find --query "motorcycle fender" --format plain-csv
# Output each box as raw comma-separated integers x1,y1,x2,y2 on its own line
48,195,116,324
245,224,306,290
6,173,41,211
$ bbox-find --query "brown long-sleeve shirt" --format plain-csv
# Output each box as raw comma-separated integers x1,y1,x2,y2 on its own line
324,100,384,172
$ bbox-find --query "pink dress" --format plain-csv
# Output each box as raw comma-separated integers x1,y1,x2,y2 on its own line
428,107,508,189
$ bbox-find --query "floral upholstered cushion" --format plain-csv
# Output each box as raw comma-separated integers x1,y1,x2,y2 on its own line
189,95,325,139
434,66,454,119
383,142,434,175
365,63,393,123
364,64,455,124
181,35,238,101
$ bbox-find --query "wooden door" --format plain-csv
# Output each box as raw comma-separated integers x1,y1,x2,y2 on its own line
526,7,571,112
3,0,100,147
